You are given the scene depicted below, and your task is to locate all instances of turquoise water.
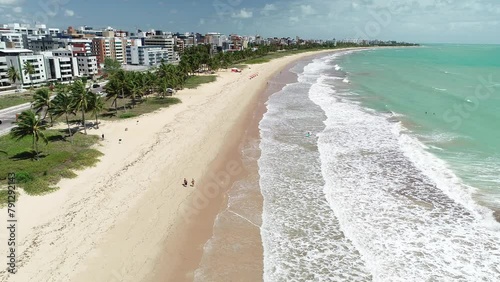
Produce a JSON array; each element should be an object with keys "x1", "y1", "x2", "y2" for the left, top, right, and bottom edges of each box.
[
  {"x1": 258, "y1": 51, "x2": 500, "y2": 280},
  {"x1": 338, "y1": 45, "x2": 500, "y2": 209}
]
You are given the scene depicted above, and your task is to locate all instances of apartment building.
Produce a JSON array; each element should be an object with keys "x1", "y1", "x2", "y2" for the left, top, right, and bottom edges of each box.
[
  {"x1": 126, "y1": 46, "x2": 170, "y2": 66},
  {"x1": 204, "y1": 33, "x2": 224, "y2": 47},
  {"x1": 2, "y1": 23, "x2": 57, "y2": 36},
  {"x1": 40, "y1": 50, "x2": 79, "y2": 83},
  {"x1": 1, "y1": 48, "x2": 47, "y2": 87},
  {"x1": 0, "y1": 32, "x2": 28, "y2": 49},
  {"x1": 76, "y1": 56, "x2": 98, "y2": 77},
  {"x1": 92, "y1": 37, "x2": 112, "y2": 65},
  {"x1": 92, "y1": 37, "x2": 135, "y2": 65},
  {"x1": 143, "y1": 36, "x2": 175, "y2": 61},
  {"x1": 0, "y1": 56, "x2": 8, "y2": 88},
  {"x1": 61, "y1": 39, "x2": 93, "y2": 57},
  {"x1": 29, "y1": 35, "x2": 66, "y2": 52}
]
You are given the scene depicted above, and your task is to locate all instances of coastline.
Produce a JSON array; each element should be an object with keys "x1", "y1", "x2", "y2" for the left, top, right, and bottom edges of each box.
[
  {"x1": 150, "y1": 59, "x2": 304, "y2": 282},
  {"x1": 0, "y1": 49, "x2": 342, "y2": 282}
]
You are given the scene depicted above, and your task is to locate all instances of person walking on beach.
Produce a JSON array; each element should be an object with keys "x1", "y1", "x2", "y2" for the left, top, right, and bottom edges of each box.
[
  {"x1": 183, "y1": 178, "x2": 188, "y2": 187},
  {"x1": 191, "y1": 178, "x2": 195, "y2": 187}
]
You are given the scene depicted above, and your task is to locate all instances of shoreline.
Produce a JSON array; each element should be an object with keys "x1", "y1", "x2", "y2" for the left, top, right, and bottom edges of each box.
[
  {"x1": 0, "y1": 49, "x2": 346, "y2": 282},
  {"x1": 151, "y1": 58, "x2": 305, "y2": 281}
]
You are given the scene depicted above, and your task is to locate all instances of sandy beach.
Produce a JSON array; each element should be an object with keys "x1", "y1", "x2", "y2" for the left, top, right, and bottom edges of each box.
[{"x1": 0, "y1": 49, "x2": 337, "y2": 282}]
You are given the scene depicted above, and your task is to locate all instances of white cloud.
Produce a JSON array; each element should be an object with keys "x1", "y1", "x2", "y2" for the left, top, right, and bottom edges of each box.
[
  {"x1": 12, "y1": 6, "x2": 21, "y2": 13},
  {"x1": 0, "y1": 0, "x2": 22, "y2": 5},
  {"x1": 64, "y1": 9, "x2": 74, "y2": 17},
  {"x1": 300, "y1": 4, "x2": 315, "y2": 15},
  {"x1": 289, "y1": 16, "x2": 299, "y2": 24},
  {"x1": 261, "y1": 4, "x2": 277, "y2": 15},
  {"x1": 232, "y1": 8, "x2": 253, "y2": 19}
]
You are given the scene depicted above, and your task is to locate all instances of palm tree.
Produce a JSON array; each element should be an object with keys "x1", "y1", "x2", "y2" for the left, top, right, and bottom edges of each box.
[
  {"x1": 23, "y1": 61, "x2": 35, "y2": 93},
  {"x1": 7, "y1": 66, "x2": 20, "y2": 89},
  {"x1": 71, "y1": 80, "x2": 90, "y2": 135},
  {"x1": 87, "y1": 92, "x2": 104, "y2": 129},
  {"x1": 10, "y1": 110, "x2": 48, "y2": 160},
  {"x1": 104, "y1": 79, "x2": 121, "y2": 112},
  {"x1": 50, "y1": 91, "x2": 75, "y2": 141},
  {"x1": 32, "y1": 88, "x2": 52, "y2": 124}
]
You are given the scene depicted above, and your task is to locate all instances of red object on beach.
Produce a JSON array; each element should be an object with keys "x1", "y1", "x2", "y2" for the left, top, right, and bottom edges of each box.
[{"x1": 249, "y1": 73, "x2": 259, "y2": 79}]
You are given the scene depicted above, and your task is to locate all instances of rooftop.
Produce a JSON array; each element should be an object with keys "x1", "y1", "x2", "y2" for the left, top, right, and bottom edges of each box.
[{"x1": 0, "y1": 48, "x2": 33, "y2": 54}]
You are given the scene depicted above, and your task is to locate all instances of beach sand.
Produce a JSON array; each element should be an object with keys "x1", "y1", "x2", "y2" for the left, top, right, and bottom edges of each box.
[{"x1": 0, "y1": 49, "x2": 339, "y2": 282}]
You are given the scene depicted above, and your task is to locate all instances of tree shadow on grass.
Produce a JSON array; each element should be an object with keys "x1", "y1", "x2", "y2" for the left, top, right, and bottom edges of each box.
[
  {"x1": 10, "y1": 151, "x2": 47, "y2": 161},
  {"x1": 59, "y1": 126, "x2": 81, "y2": 137},
  {"x1": 101, "y1": 112, "x2": 117, "y2": 118},
  {"x1": 47, "y1": 135, "x2": 65, "y2": 142}
]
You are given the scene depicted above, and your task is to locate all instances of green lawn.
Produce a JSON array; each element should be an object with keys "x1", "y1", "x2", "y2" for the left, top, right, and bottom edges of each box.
[
  {"x1": 0, "y1": 130, "x2": 102, "y2": 206},
  {"x1": 230, "y1": 64, "x2": 248, "y2": 69},
  {"x1": 98, "y1": 96, "x2": 182, "y2": 120},
  {"x1": 0, "y1": 93, "x2": 33, "y2": 110},
  {"x1": 184, "y1": 75, "x2": 217, "y2": 89}
]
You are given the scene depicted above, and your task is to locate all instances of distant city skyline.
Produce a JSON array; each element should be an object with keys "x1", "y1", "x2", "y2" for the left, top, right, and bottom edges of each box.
[{"x1": 0, "y1": 0, "x2": 499, "y2": 44}]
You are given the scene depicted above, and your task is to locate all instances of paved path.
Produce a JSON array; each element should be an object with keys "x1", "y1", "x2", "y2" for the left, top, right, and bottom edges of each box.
[
  {"x1": 0, "y1": 102, "x2": 31, "y2": 136},
  {"x1": 0, "y1": 80, "x2": 109, "y2": 136}
]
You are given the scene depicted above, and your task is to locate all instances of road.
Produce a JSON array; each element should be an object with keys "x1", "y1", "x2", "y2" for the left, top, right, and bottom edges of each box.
[
  {"x1": 0, "y1": 81, "x2": 108, "y2": 136},
  {"x1": 0, "y1": 102, "x2": 31, "y2": 136},
  {"x1": 0, "y1": 89, "x2": 27, "y2": 97}
]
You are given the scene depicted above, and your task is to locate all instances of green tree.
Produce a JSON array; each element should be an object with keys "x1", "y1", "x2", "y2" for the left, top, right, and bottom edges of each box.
[
  {"x1": 104, "y1": 70, "x2": 128, "y2": 112},
  {"x1": 102, "y1": 58, "x2": 122, "y2": 77},
  {"x1": 23, "y1": 61, "x2": 35, "y2": 92},
  {"x1": 32, "y1": 88, "x2": 53, "y2": 124},
  {"x1": 50, "y1": 91, "x2": 75, "y2": 141},
  {"x1": 104, "y1": 79, "x2": 121, "y2": 113},
  {"x1": 10, "y1": 110, "x2": 48, "y2": 160},
  {"x1": 87, "y1": 92, "x2": 104, "y2": 129},
  {"x1": 71, "y1": 80, "x2": 90, "y2": 135},
  {"x1": 127, "y1": 74, "x2": 143, "y2": 108},
  {"x1": 7, "y1": 66, "x2": 20, "y2": 88}
]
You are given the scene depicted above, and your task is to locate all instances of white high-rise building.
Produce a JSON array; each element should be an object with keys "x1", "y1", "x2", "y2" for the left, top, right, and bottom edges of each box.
[
  {"x1": 0, "y1": 32, "x2": 26, "y2": 49},
  {"x1": 40, "y1": 50, "x2": 79, "y2": 83},
  {"x1": 76, "y1": 56, "x2": 98, "y2": 77},
  {"x1": 126, "y1": 46, "x2": 170, "y2": 66},
  {"x1": 0, "y1": 57, "x2": 8, "y2": 88},
  {"x1": 1, "y1": 48, "x2": 47, "y2": 87}
]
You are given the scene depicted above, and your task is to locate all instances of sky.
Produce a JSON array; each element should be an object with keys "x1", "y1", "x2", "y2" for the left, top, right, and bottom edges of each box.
[{"x1": 0, "y1": 0, "x2": 499, "y2": 44}]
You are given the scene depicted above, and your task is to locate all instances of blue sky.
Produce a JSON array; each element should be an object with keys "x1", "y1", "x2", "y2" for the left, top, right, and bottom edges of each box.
[{"x1": 0, "y1": 0, "x2": 499, "y2": 44}]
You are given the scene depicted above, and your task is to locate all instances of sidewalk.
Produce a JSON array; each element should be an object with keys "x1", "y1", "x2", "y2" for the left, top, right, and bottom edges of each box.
[{"x1": 0, "y1": 89, "x2": 27, "y2": 97}]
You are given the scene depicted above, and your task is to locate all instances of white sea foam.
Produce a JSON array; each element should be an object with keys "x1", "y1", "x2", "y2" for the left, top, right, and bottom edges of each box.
[
  {"x1": 306, "y1": 58, "x2": 500, "y2": 281},
  {"x1": 433, "y1": 87, "x2": 447, "y2": 91},
  {"x1": 260, "y1": 53, "x2": 500, "y2": 282},
  {"x1": 259, "y1": 56, "x2": 372, "y2": 281}
]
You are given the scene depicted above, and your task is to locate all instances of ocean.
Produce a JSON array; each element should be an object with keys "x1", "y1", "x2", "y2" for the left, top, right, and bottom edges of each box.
[{"x1": 258, "y1": 46, "x2": 500, "y2": 281}]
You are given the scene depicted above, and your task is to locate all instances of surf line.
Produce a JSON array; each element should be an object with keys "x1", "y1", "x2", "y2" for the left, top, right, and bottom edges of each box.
[{"x1": 228, "y1": 210, "x2": 283, "y2": 237}]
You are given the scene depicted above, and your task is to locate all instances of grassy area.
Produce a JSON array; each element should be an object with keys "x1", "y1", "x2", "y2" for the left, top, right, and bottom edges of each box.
[
  {"x1": 0, "y1": 93, "x2": 33, "y2": 110},
  {"x1": 230, "y1": 64, "x2": 248, "y2": 70},
  {"x1": 184, "y1": 75, "x2": 217, "y2": 89},
  {"x1": 0, "y1": 130, "x2": 102, "y2": 206},
  {"x1": 99, "y1": 96, "x2": 182, "y2": 120}
]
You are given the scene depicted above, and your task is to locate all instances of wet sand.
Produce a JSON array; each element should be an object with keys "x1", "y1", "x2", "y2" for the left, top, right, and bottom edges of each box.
[{"x1": 150, "y1": 57, "x2": 318, "y2": 281}]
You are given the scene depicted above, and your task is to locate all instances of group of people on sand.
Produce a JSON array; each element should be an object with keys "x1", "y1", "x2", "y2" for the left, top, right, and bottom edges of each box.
[{"x1": 183, "y1": 178, "x2": 195, "y2": 187}]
